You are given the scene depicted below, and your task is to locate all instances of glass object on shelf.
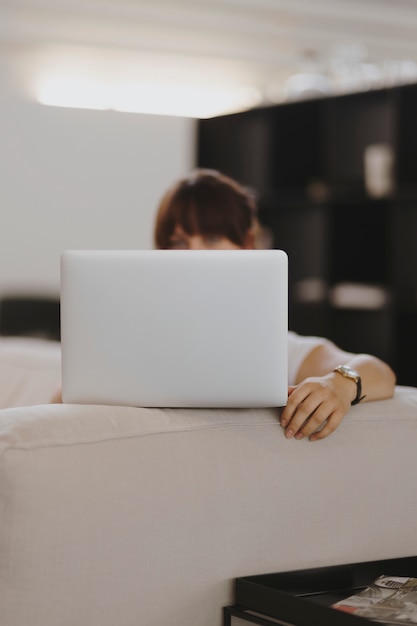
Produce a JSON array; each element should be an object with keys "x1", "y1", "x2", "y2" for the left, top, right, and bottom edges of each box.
[
  {"x1": 293, "y1": 278, "x2": 327, "y2": 304},
  {"x1": 328, "y1": 282, "x2": 389, "y2": 310},
  {"x1": 364, "y1": 143, "x2": 395, "y2": 198}
]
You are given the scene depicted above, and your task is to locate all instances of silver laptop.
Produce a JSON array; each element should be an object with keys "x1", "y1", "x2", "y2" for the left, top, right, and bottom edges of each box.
[{"x1": 60, "y1": 249, "x2": 288, "y2": 408}]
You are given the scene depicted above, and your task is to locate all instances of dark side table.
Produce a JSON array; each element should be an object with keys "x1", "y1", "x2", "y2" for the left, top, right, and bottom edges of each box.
[{"x1": 224, "y1": 555, "x2": 417, "y2": 626}]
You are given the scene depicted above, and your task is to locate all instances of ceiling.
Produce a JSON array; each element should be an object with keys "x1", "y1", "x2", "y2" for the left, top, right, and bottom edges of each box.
[{"x1": 2, "y1": 0, "x2": 417, "y2": 115}]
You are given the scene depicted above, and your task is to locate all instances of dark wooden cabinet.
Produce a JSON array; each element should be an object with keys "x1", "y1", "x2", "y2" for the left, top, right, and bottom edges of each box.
[{"x1": 197, "y1": 84, "x2": 417, "y2": 386}]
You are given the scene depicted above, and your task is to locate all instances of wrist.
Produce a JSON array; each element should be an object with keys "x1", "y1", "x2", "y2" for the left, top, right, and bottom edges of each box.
[
  {"x1": 333, "y1": 364, "x2": 366, "y2": 405},
  {"x1": 329, "y1": 371, "x2": 357, "y2": 405}
]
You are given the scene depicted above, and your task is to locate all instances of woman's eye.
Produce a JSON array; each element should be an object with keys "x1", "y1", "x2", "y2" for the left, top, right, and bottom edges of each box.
[
  {"x1": 168, "y1": 238, "x2": 187, "y2": 249},
  {"x1": 203, "y1": 235, "x2": 222, "y2": 246}
]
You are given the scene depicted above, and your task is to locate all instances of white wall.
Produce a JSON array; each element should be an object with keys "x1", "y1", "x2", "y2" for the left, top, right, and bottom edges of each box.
[{"x1": 0, "y1": 66, "x2": 195, "y2": 297}]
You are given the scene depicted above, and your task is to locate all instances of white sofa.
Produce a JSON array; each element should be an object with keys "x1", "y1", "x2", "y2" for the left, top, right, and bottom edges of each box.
[{"x1": 1, "y1": 336, "x2": 417, "y2": 626}]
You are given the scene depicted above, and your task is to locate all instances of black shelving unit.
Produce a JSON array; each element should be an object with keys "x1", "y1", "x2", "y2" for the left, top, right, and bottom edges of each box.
[{"x1": 197, "y1": 83, "x2": 417, "y2": 386}]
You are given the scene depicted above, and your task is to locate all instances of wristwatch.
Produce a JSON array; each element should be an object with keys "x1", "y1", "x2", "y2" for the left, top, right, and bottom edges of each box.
[{"x1": 333, "y1": 364, "x2": 366, "y2": 405}]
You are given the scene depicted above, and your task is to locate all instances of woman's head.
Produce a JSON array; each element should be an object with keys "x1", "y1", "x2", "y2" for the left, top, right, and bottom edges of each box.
[{"x1": 154, "y1": 169, "x2": 258, "y2": 250}]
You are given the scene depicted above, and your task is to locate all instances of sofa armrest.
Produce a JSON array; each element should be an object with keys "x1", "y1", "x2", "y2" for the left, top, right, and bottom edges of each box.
[
  {"x1": 1, "y1": 387, "x2": 417, "y2": 626},
  {"x1": 348, "y1": 384, "x2": 417, "y2": 419}
]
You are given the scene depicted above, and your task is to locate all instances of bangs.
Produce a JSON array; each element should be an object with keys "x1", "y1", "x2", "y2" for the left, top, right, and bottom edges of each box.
[
  {"x1": 154, "y1": 170, "x2": 256, "y2": 249},
  {"x1": 176, "y1": 198, "x2": 235, "y2": 239}
]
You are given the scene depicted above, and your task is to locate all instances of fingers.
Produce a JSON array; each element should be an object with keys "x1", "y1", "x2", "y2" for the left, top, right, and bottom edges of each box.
[
  {"x1": 280, "y1": 381, "x2": 347, "y2": 442},
  {"x1": 309, "y1": 413, "x2": 343, "y2": 441}
]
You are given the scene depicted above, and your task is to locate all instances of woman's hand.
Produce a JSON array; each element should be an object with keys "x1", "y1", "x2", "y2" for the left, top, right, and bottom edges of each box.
[
  {"x1": 280, "y1": 373, "x2": 356, "y2": 441},
  {"x1": 281, "y1": 340, "x2": 396, "y2": 441}
]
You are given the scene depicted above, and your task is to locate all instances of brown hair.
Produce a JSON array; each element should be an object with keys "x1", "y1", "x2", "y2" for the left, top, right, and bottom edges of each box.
[{"x1": 154, "y1": 169, "x2": 258, "y2": 249}]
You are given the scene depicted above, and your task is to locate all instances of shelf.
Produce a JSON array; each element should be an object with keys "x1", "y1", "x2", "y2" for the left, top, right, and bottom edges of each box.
[{"x1": 197, "y1": 81, "x2": 417, "y2": 385}]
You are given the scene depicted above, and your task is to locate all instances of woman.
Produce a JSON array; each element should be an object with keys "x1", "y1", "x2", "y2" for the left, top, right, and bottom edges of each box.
[{"x1": 154, "y1": 168, "x2": 396, "y2": 441}]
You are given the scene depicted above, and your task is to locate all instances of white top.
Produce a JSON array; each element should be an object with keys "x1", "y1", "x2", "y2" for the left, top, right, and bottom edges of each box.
[{"x1": 288, "y1": 331, "x2": 332, "y2": 386}]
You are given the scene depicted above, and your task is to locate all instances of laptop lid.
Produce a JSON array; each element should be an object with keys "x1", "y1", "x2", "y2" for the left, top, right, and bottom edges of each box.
[{"x1": 60, "y1": 249, "x2": 288, "y2": 408}]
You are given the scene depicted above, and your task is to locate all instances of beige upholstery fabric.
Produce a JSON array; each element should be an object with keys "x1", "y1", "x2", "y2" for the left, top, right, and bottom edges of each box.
[{"x1": 1, "y1": 338, "x2": 417, "y2": 626}]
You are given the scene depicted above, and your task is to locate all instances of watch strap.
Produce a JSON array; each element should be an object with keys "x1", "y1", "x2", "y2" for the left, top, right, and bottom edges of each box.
[{"x1": 351, "y1": 377, "x2": 366, "y2": 405}]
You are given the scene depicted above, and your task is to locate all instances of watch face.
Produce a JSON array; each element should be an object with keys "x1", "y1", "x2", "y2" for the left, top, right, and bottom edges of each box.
[
  {"x1": 336, "y1": 365, "x2": 360, "y2": 381},
  {"x1": 335, "y1": 364, "x2": 363, "y2": 405}
]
